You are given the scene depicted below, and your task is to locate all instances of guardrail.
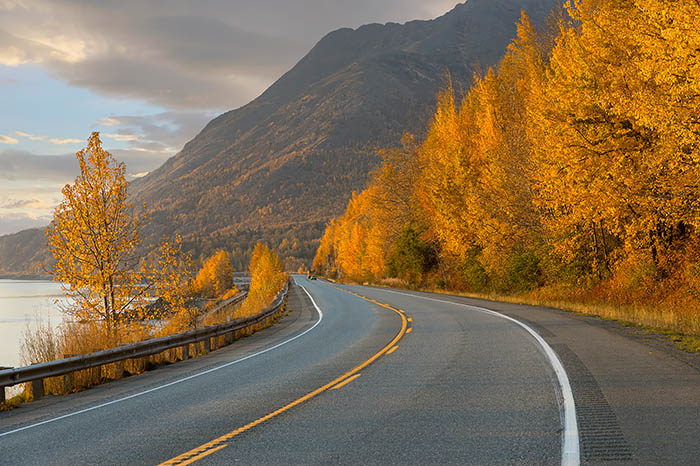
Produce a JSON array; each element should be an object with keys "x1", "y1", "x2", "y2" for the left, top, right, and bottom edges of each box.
[
  {"x1": 0, "y1": 281, "x2": 289, "y2": 405},
  {"x1": 196, "y1": 291, "x2": 248, "y2": 326}
]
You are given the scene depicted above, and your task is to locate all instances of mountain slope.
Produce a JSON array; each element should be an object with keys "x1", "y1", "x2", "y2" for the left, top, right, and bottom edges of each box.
[
  {"x1": 0, "y1": 0, "x2": 559, "y2": 274},
  {"x1": 130, "y1": 0, "x2": 558, "y2": 268}
]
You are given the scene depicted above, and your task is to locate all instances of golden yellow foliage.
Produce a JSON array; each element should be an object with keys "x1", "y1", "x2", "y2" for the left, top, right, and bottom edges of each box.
[
  {"x1": 193, "y1": 249, "x2": 234, "y2": 298},
  {"x1": 531, "y1": 0, "x2": 700, "y2": 280},
  {"x1": 314, "y1": 134, "x2": 424, "y2": 282},
  {"x1": 47, "y1": 133, "x2": 195, "y2": 343},
  {"x1": 238, "y1": 242, "x2": 287, "y2": 317},
  {"x1": 317, "y1": 1, "x2": 700, "y2": 321}
]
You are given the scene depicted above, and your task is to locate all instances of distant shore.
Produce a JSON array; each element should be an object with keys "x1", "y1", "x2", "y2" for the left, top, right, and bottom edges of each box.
[{"x1": 0, "y1": 274, "x2": 51, "y2": 280}]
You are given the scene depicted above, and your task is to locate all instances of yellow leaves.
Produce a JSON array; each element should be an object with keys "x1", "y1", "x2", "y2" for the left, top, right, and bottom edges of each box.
[
  {"x1": 47, "y1": 133, "x2": 196, "y2": 341},
  {"x1": 238, "y1": 242, "x2": 287, "y2": 318},
  {"x1": 530, "y1": 0, "x2": 700, "y2": 272},
  {"x1": 193, "y1": 250, "x2": 234, "y2": 298}
]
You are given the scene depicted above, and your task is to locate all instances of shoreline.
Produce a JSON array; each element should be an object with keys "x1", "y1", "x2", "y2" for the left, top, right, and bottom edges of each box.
[{"x1": 0, "y1": 274, "x2": 51, "y2": 281}]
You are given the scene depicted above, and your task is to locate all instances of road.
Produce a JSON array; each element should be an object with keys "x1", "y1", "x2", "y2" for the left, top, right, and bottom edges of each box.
[{"x1": 1, "y1": 276, "x2": 699, "y2": 465}]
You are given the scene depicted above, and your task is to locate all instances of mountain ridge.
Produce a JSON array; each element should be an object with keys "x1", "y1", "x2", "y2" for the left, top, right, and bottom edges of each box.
[{"x1": 0, "y1": 0, "x2": 559, "y2": 273}]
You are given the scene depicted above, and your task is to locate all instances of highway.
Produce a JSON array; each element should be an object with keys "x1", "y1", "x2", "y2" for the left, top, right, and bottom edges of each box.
[{"x1": 1, "y1": 276, "x2": 700, "y2": 465}]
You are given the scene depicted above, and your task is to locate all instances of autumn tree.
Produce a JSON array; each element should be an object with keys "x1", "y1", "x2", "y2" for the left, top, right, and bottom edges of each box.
[
  {"x1": 530, "y1": 0, "x2": 700, "y2": 285},
  {"x1": 47, "y1": 132, "x2": 193, "y2": 341},
  {"x1": 193, "y1": 249, "x2": 235, "y2": 298},
  {"x1": 239, "y1": 243, "x2": 287, "y2": 317}
]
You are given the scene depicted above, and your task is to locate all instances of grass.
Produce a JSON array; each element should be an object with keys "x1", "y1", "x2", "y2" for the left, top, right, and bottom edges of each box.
[{"x1": 336, "y1": 277, "x2": 700, "y2": 355}]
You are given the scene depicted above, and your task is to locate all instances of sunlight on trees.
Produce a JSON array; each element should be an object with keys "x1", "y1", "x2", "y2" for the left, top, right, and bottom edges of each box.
[
  {"x1": 316, "y1": 3, "x2": 700, "y2": 333},
  {"x1": 238, "y1": 242, "x2": 287, "y2": 317},
  {"x1": 46, "y1": 132, "x2": 195, "y2": 344},
  {"x1": 192, "y1": 249, "x2": 235, "y2": 299}
]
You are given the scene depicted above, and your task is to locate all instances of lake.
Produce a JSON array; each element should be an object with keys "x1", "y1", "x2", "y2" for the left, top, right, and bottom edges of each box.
[{"x1": 0, "y1": 280, "x2": 66, "y2": 368}]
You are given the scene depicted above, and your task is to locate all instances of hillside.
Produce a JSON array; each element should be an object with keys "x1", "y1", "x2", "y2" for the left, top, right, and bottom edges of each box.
[
  {"x1": 0, "y1": 0, "x2": 558, "y2": 273},
  {"x1": 0, "y1": 228, "x2": 50, "y2": 278},
  {"x1": 130, "y1": 0, "x2": 558, "y2": 268}
]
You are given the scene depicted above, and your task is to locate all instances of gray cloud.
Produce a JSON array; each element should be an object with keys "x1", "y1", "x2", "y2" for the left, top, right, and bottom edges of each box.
[
  {"x1": 0, "y1": 150, "x2": 78, "y2": 181},
  {"x1": 1, "y1": 0, "x2": 460, "y2": 110},
  {"x1": 0, "y1": 145, "x2": 174, "y2": 182},
  {"x1": 96, "y1": 111, "x2": 214, "y2": 149}
]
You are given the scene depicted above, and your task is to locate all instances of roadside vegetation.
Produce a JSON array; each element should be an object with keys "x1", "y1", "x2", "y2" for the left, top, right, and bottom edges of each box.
[
  {"x1": 238, "y1": 243, "x2": 288, "y2": 318},
  {"x1": 5, "y1": 134, "x2": 286, "y2": 406},
  {"x1": 314, "y1": 1, "x2": 700, "y2": 342}
]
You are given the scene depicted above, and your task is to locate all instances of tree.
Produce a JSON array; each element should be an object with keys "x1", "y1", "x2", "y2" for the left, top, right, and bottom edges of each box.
[
  {"x1": 387, "y1": 225, "x2": 437, "y2": 284},
  {"x1": 47, "y1": 132, "x2": 193, "y2": 341},
  {"x1": 239, "y1": 242, "x2": 287, "y2": 317},
  {"x1": 193, "y1": 249, "x2": 234, "y2": 298}
]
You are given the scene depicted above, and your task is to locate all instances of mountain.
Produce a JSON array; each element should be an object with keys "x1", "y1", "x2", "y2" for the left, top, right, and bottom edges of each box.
[
  {"x1": 0, "y1": 228, "x2": 50, "y2": 278},
  {"x1": 0, "y1": 0, "x2": 559, "y2": 274}
]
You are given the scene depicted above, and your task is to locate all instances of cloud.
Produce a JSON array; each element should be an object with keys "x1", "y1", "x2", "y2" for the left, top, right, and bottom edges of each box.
[
  {"x1": 96, "y1": 110, "x2": 213, "y2": 153},
  {"x1": 0, "y1": 149, "x2": 77, "y2": 181},
  {"x1": 48, "y1": 137, "x2": 82, "y2": 144},
  {"x1": 15, "y1": 131, "x2": 45, "y2": 141},
  {"x1": 96, "y1": 117, "x2": 120, "y2": 126},
  {"x1": 0, "y1": 0, "x2": 462, "y2": 110},
  {"x1": 0, "y1": 146, "x2": 177, "y2": 183},
  {"x1": 0, "y1": 197, "x2": 47, "y2": 209},
  {"x1": 104, "y1": 133, "x2": 140, "y2": 142},
  {"x1": 0, "y1": 134, "x2": 18, "y2": 144},
  {"x1": 16, "y1": 131, "x2": 81, "y2": 145}
]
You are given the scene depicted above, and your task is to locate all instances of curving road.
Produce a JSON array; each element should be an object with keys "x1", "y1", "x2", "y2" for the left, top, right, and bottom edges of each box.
[{"x1": 1, "y1": 276, "x2": 700, "y2": 465}]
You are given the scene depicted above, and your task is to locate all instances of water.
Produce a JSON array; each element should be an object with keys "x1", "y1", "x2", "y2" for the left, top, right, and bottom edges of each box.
[{"x1": 0, "y1": 280, "x2": 66, "y2": 368}]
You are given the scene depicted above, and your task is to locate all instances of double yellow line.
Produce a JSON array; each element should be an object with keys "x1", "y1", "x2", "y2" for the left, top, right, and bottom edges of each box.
[{"x1": 158, "y1": 285, "x2": 410, "y2": 466}]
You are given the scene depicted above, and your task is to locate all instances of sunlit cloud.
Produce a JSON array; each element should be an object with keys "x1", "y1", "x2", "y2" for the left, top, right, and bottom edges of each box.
[
  {"x1": 131, "y1": 146, "x2": 173, "y2": 154},
  {"x1": 15, "y1": 131, "x2": 45, "y2": 141},
  {"x1": 49, "y1": 137, "x2": 82, "y2": 145},
  {"x1": 0, "y1": 198, "x2": 47, "y2": 209},
  {"x1": 97, "y1": 117, "x2": 121, "y2": 126},
  {"x1": 104, "y1": 133, "x2": 140, "y2": 142},
  {"x1": 0, "y1": 134, "x2": 18, "y2": 144}
]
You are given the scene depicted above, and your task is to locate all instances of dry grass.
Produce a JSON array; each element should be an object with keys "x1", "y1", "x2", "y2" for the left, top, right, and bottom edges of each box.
[
  {"x1": 353, "y1": 275, "x2": 700, "y2": 354},
  {"x1": 411, "y1": 283, "x2": 700, "y2": 353}
]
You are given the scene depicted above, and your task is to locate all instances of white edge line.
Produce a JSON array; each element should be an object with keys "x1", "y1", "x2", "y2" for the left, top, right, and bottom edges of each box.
[
  {"x1": 0, "y1": 280, "x2": 323, "y2": 438},
  {"x1": 369, "y1": 287, "x2": 580, "y2": 466}
]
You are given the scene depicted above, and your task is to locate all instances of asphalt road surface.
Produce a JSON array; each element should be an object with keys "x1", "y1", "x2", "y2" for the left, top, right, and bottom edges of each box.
[{"x1": 2, "y1": 276, "x2": 699, "y2": 465}]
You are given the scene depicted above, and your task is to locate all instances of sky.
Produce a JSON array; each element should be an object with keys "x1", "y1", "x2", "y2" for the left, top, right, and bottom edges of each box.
[{"x1": 0, "y1": 0, "x2": 460, "y2": 236}]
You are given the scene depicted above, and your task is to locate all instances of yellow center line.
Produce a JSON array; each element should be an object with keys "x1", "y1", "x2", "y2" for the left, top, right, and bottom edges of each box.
[
  {"x1": 330, "y1": 373, "x2": 362, "y2": 390},
  {"x1": 171, "y1": 444, "x2": 228, "y2": 466},
  {"x1": 157, "y1": 284, "x2": 407, "y2": 466},
  {"x1": 386, "y1": 345, "x2": 399, "y2": 355},
  {"x1": 407, "y1": 318, "x2": 413, "y2": 322},
  {"x1": 406, "y1": 327, "x2": 413, "y2": 334}
]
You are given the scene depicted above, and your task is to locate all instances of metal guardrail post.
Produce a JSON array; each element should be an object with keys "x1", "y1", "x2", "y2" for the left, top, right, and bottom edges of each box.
[
  {"x1": 63, "y1": 372, "x2": 74, "y2": 393},
  {"x1": 182, "y1": 344, "x2": 189, "y2": 360},
  {"x1": 0, "y1": 366, "x2": 10, "y2": 404},
  {"x1": 32, "y1": 379, "x2": 44, "y2": 400}
]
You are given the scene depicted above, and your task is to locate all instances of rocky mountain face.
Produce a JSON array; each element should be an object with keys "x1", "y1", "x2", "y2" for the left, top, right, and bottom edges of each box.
[{"x1": 0, "y1": 0, "x2": 558, "y2": 273}]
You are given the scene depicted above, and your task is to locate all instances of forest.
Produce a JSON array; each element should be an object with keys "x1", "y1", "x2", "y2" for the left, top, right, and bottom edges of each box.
[{"x1": 313, "y1": 0, "x2": 700, "y2": 336}]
